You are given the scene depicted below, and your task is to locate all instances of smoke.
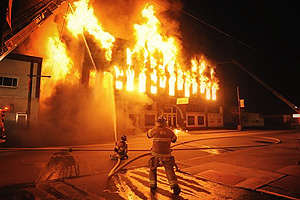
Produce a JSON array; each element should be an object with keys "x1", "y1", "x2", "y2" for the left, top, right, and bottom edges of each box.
[
  {"x1": 9, "y1": 0, "x2": 188, "y2": 146},
  {"x1": 37, "y1": 81, "x2": 115, "y2": 145},
  {"x1": 91, "y1": 0, "x2": 183, "y2": 43},
  {"x1": 115, "y1": 91, "x2": 153, "y2": 135}
]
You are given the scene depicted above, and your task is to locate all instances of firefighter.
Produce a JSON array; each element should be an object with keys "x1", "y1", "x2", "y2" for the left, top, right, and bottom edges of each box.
[
  {"x1": 147, "y1": 115, "x2": 181, "y2": 195},
  {"x1": 111, "y1": 134, "x2": 128, "y2": 160}
]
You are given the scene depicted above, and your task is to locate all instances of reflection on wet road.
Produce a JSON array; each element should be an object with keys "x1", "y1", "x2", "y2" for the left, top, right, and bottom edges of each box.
[
  {"x1": 35, "y1": 152, "x2": 80, "y2": 183},
  {"x1": 106, "y1": 167, "x2": 211, "y2": 200}
]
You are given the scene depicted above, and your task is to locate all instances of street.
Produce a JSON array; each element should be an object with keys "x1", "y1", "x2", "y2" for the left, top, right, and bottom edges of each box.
[{"x1": 1, "y1": 129, "x2": 300, "y2": 200}]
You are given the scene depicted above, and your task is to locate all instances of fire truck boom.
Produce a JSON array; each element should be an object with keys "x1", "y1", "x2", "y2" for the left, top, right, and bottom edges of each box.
[
  {"x1": 231, "y1": 60, "x2": 300, "y2": 114},
  {"x1": 0, "y1": 0, "x2": 66, "y2": 61}
]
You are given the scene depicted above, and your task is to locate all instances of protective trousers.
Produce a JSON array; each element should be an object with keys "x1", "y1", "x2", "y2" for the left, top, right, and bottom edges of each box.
[{"x1": 148, "y1": 156, "x2": 178, "y2": 189}]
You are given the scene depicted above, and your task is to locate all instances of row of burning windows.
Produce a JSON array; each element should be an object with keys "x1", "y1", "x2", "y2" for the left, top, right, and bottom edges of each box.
[{"x1": 114, "y1": 70, "x2": 218, "y2": 100}]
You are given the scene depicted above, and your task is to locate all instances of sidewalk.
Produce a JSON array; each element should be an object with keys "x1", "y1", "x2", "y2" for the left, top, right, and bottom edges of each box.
[
  {"x1": 180, "y1": 162, "x2": 300, "y2": 200},
  {"x1": 174, "y1": 130, "x2": 300, "y2": 200}
]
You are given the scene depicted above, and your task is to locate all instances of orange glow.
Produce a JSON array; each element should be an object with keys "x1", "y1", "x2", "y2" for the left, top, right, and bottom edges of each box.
[
  {"x1": 139, "y1": 71, "x2": 146, "y2": 93},
  {"x1": 169, "y1": 75, "x2": 176, "y2": 96},
  {"x1": 206, "y1": 82, "x2": 211, "y2": 100},
  {"x1": 212, "y1": 83, "x2": 218, "y2": 100},
  {"x1": 58, "y1": 1, "x2": 219, "y2": 100},
  {"x1": 66, "y1": 0, "x2": 115, "y2": 61},
  {"x1": 126, "y1": 67, "x2": 134, "y2": 91},
  {"x1": 126, "y1": 48, "x2": 132, "y2": 66},
  {"x1": 46, "y1": 36, "x2": 74, "y2": 81},
  {"x1": 159, "y1": 75, "x2": 166, "y2": 88},
  {"x1": 114, "y1": 66, "x2": 124, "y2": 90},
  {"x1": 89, "y1": 70, "x2": 97, "y2": 87},
  {"x1": 177, "y1": 69, "x2": 184, "y2": 91},
  {"x1": 41, "y1": 32, "x2": 80, "y2": 99},
  {"x1": 184, "y1": 72, "x2": 191, "y2": 97},
  {"x1": 150, "y1": 69, "x2": 158, "y2": 94}
]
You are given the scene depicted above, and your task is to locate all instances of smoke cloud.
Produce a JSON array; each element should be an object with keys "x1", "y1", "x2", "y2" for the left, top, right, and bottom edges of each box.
[{"x1": 10, "y1": 0, "x2": 185, "y2": 146}]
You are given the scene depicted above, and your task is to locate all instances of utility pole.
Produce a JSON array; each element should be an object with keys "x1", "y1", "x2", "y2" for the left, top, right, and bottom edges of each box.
[
  {"x1": 237, "y1": 86, "x2": 242, "y2": 131},
  {"x1": 27, "y1": 70, "x2": 51, "y2": 128},
  {"x1": 26, "y1": 61, "x2": 34, "y2": 128}
]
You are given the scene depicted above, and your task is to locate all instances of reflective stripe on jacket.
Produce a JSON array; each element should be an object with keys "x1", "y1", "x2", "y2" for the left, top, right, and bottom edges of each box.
[{"x1": 147, "y1": 125, "x2": 177, "y2": 157}]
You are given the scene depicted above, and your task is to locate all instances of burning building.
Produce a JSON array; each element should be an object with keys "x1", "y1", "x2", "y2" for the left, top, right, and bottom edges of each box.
[
  {"x1": 67, "y1": 1, "x2": 223, "y2": 133},
  {"x1": 0, "y1": 0, "x2": 224, "y2": 143}
]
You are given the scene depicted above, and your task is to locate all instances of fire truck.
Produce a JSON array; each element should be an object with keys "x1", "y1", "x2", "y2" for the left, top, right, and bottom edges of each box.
[{"x1": 0, "y1": 107, "x2": 8, "y2": 142}]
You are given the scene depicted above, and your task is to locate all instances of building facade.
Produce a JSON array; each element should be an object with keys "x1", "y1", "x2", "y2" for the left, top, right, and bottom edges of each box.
[{"x1": 0, "y1": 53, "x2": 42, "y2": 126}]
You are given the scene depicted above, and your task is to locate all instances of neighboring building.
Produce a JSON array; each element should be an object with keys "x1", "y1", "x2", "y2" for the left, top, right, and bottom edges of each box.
[
  {"x1": 263, "y1": 114, "x2": 298, "y2": 129},
  {"x1": 241, "y1": 112, "x2": 264, "y2": 128},
  {"x1": 0, "y1": 53, "x2": 42, "y2": 126}
]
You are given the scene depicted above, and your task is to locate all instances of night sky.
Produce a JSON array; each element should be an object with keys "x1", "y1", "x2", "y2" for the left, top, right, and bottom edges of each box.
[
  {"x1": 179, "y1": 1, "x2": 300, "y2": 114},
  {"x1": 3, "y1": 0, "x2": 300, "y2": 115}
]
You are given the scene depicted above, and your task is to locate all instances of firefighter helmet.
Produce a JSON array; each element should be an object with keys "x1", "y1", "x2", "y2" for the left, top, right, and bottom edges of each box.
[
  {"x1": 121, "y1": 134, "x2": 127, "y2": 141},
  {"x1": 156, "y1": 115, "x2": 167, "y2": 124}
]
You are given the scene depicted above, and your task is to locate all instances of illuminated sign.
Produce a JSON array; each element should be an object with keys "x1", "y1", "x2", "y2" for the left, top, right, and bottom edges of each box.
[
  {"x1": 293, "y1": 114, "x2": 300, "y2": 118},
  {"x1": 176, "y1": 97, "x2": 189, "y2": 105}
]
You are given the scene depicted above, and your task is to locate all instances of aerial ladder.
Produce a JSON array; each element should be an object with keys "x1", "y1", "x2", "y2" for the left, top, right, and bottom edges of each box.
[{"x1": 0, "y1": 0, "x2": 66, "y2": 61}]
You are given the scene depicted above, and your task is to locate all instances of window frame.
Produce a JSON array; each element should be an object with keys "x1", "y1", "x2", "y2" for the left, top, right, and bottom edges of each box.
[{"x1": 0, "y1": 76, "x2": 19, "y2": 88}]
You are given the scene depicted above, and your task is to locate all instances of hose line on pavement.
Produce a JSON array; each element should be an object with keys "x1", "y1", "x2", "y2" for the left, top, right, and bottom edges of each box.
[
  {"x1": 107, "y1": 135, "x2": 281, "y2": 178},
  {"x1": 108, "y1": 152, "x2": 151, "y2": 178},
  {"x1": 108, "y1": 157, "x2": 121, "y2": 178}
]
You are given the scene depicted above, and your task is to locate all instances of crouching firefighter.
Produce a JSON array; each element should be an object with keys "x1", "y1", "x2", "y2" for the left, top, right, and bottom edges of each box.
[
  {"x1": 147, "y1": 115, "x2": 181, "y2": 195},
  {"x1": 110, "y1": 134, "x2": 128, "y2": 160}
]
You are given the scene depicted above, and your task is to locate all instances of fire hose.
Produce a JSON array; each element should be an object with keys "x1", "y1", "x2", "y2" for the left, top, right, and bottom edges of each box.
[
  {"x1": 108, "y1": 152, "x2": 151, "y2": 178},
  {"x1": 107, "y1": 135, "x2": 281, "y2": 178}
]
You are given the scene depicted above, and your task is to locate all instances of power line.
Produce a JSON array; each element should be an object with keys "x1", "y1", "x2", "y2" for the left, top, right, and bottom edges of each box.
[{"x1": 151, "y1": 0, "x2": 274, "y2": 61}]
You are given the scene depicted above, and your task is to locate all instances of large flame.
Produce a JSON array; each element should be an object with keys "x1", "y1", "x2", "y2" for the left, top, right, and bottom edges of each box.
[
  {"x1": 113, "y1": 4, "x2": 219, "y2": 100},
  {"x1": 66, "y1": 0, "x2": 115, "y2": 61},
  {"x1": 41, "y1": 1, "x2": 219, "y2": 101},
  {"x1": 41, "y1": 32, "x2": 80, "y2": 99}
]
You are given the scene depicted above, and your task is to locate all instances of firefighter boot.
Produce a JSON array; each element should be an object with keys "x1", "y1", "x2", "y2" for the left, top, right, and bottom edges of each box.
[
  {"x1": 150, "y1": 185, "x2": 157, "y2": 193},
  {"x1": 172, "y1": 185, "x2": 181, "y2": 195}
]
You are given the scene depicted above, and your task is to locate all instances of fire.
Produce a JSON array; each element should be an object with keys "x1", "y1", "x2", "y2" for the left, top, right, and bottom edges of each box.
[
  {"x1": 114, "y1": 65, "x2": 124, "y2": 90},
  {"x1": 42, "y1": 1, "x2": 219, "y2": 101},
  {"x1": 107, "y1": 4, "x2": 219, "y2": 100},
  {"x1": 45, "y1": 36, "x2": 74, "y2": 82},
  {"x1": 139, "y1": 70, "x2": 147, "y2": 93},
  {"x1": 150, "y1": 69, "x2": 158, "y2": 94},
  {"x1": 66, "y1": 0, "x2": 115, "y2": 61},
  {"x1": 126, "y1": 67, "x2": 135, "y2": 91},
  {"x1": 41, "y1": 32, "x2": 80, "y2": 99}
]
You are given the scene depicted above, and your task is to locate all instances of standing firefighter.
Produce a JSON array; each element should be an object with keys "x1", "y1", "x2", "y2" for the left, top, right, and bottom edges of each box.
[{"x1": 147, "y1": 115, "x2": 181, "y2": 195}]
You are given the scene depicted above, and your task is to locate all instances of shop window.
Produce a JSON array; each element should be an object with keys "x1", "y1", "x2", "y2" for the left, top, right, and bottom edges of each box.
[
  {"x1": 172, "y1": 106, "x2": 177, "y2": 113},
  {"x1": 173, "y1": 116, "x2": 177, "y2": 126},
  {"x1": 188, "y1": 116, "x2": 195, "y2": 125},
  {"x1": 198, "y1": 116, "x2": 205, "y2": 125}
]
